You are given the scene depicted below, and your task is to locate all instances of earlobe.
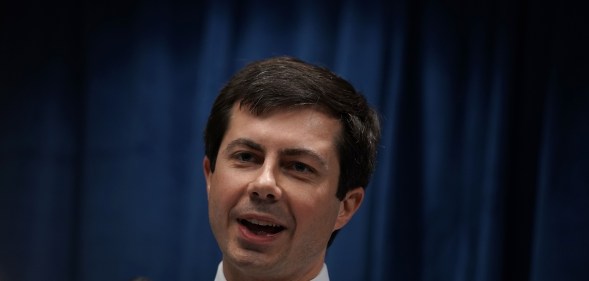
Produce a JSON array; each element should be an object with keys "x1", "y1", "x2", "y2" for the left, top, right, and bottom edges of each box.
[{"x1": 334, "y1": 187, "x2": 364, "y2": 230}]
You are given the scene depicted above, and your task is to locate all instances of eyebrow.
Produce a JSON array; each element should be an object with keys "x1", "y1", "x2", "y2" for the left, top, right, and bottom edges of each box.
[
  {"x1": 281, "y1": 148, "x2": 328, "y2": 169},
  {"x1": 224, "y1": 138, "x2": 329, "y2": 169},
  {"x1": 225, "y1": 138, "x2": 265, "y2": 153}
]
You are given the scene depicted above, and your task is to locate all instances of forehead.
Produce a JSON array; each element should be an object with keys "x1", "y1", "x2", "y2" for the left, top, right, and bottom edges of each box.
[{"x1": 222, "y1": 103, "x2": 342, "y2": 155}]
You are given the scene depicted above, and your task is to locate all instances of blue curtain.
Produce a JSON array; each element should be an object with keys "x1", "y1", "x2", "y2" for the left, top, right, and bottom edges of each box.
[{"x1": 1, "y1": 0, "x2": 587, "y2": 280}]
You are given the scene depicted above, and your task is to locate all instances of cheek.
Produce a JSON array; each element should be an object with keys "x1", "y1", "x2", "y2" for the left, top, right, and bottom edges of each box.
[
  {"x1": 208, "y1": 173, "x2": 238, "y2": 211},
  {"x1": 208, "y1": 175, "x2": 242, "y2": 237},
  {"x1": 291, "y1": 191, "x2": 341, "y2": 229},
  {"x1": 209, "y1": 166, "x2": 252, "y2": 200}
]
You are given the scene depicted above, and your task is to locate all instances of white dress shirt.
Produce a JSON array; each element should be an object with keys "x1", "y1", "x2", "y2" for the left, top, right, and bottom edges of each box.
[{"x1": 214, "y1": 261, "x2": 330, "y2": 281}]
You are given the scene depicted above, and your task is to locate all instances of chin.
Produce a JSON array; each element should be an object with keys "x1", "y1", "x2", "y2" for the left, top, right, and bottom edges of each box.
[{"x1": 226, "y1": 247, "x2": 283, "y2": 273}]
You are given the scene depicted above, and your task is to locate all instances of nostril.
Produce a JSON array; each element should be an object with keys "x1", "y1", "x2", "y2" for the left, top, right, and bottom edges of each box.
[{"x1": 250, "y1": 190, "x2": 277, "y2": 201}]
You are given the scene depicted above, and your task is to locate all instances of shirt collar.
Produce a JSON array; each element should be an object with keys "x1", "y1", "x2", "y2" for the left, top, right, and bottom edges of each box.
[{"x1": 214, "y1": 261, "x2": 330, "y2": 281}]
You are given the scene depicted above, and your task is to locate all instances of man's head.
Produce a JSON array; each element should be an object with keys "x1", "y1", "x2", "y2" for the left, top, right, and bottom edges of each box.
[
  {"x1": 205, "y1": 56, "x2": 380, "y2": 200},
  {"x1": 203, "y1": 56, "x2": 380, "y2": 280}
]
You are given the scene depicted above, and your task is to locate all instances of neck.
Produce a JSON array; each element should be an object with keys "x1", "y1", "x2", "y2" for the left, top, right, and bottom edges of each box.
[{"x1": 222, "y1": 259, "x2": 325, "y2": 281}]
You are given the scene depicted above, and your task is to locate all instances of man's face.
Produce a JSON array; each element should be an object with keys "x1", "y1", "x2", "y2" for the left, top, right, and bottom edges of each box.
[{"x1": 204, "y1": 104, "x2": 363, "y2": 281}]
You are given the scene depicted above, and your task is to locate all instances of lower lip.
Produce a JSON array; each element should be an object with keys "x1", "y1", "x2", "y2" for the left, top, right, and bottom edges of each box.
[{"x1": 238, "y1": 223, "x2": 283, "y2": 244}]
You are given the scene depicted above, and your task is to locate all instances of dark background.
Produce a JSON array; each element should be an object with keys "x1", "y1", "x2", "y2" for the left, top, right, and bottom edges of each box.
[{"x1": 1, "y1": 0, "x2": 588, "y2": 280}]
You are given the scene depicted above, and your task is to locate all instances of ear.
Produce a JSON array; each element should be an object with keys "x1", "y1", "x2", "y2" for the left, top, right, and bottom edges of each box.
[
  {"x1": 203, "y1": 156, "x2": 212, "y2": 196},
  {"x1": 333, "y1": 187, "x2": 365, "y2": 231}
]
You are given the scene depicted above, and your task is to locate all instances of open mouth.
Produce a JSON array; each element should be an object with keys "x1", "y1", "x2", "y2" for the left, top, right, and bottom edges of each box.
[{"x1": 238, "y1": 218, "x2": 285, "y2": 236}]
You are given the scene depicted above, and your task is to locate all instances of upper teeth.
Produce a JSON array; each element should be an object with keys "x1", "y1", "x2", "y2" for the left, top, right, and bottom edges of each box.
[{"x1": 247, "y1": 218, "x2": 281, "y2": 228}]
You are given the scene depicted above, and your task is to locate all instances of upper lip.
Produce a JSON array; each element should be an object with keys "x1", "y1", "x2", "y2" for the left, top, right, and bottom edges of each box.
[{"x1": 237, "y1": 213, "x2": 287, "y2": 229}]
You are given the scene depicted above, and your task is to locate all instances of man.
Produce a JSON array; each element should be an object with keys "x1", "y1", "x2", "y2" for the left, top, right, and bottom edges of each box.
[{"x1": 203, "y1": 56, "x2": 380, "y2": 281}]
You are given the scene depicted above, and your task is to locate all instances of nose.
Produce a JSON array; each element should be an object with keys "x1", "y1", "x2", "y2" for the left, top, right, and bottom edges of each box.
[{"x1": 248, "y1": 163, "x2": 282, "y2": 202}]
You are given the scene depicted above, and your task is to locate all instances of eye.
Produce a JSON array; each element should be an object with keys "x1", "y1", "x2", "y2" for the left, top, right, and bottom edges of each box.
[
  {"x1": 234, "y1": 152, "x2": 256, "y2": 163},
  {"x1": 289, "y1": 162, "x2": 314, "y2": 174}
]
